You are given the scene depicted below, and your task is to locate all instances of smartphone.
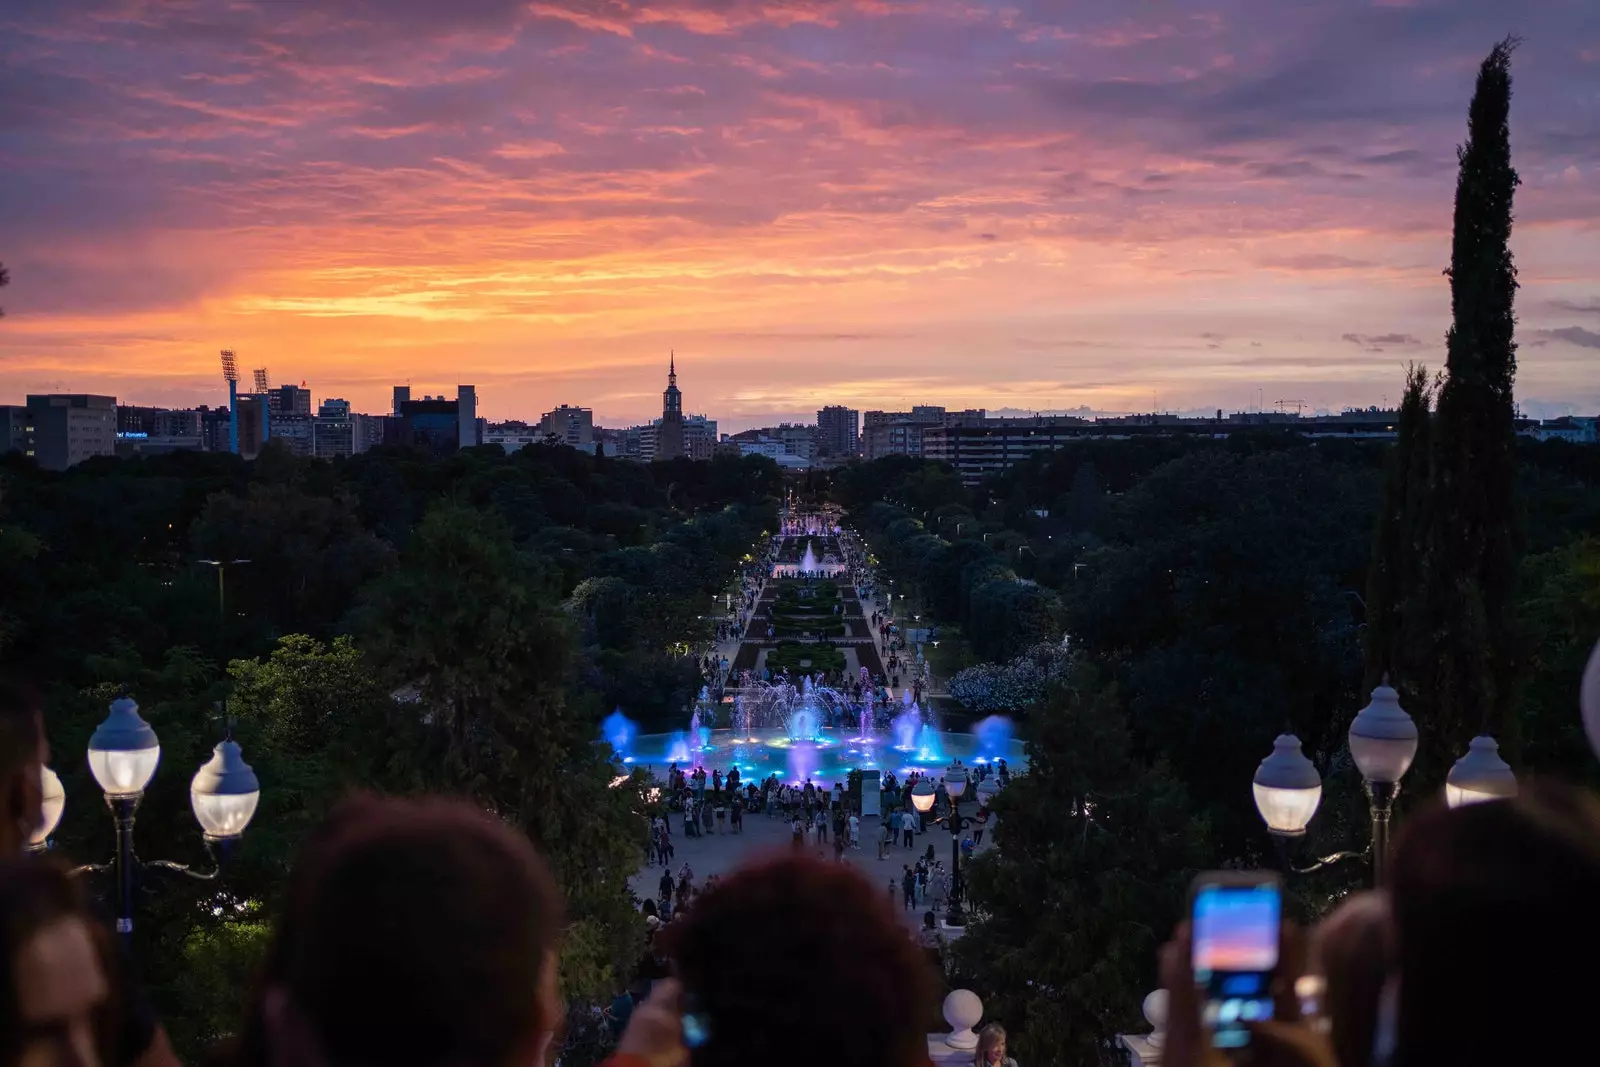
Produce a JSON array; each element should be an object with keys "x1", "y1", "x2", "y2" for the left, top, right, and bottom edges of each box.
[{"x1": 1190, "y1": 871, "x2": 1282, "y2": 1051}]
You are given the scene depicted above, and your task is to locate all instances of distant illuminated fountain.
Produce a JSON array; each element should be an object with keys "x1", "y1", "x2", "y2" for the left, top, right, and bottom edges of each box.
[
  {"x1": 600, "y1": 709, "x2": 638, "y2": 762},
  {"x1": 800, "y1": 541, "x2": 819, "y2": 574},
  {"x1": 787, "y1": 706, "x2": 820, "y2": 742},
  {"x1": 972, "y1": 715, "x2": 1016, "y2": 763}
]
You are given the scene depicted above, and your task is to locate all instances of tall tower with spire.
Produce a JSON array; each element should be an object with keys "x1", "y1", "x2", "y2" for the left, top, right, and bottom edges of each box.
[{"x1": 655, "y1": 350, "x2": 686, "y2": 461}]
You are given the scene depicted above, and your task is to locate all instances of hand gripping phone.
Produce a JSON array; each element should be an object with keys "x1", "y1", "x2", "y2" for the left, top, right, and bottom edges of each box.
[{"x1": 1190, "y1": 871, "x2": 1282, "y2": 1051}]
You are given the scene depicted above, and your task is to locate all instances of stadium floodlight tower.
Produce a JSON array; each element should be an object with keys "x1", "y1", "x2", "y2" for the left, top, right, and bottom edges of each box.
[{"x1": 220, "y1": 350, "x2": 240, "y2": 454}]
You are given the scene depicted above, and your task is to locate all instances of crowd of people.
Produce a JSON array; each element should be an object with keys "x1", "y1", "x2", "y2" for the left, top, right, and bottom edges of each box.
[{"x1": 10, "y1": 660, "x2": 1600, "y2": 1067}]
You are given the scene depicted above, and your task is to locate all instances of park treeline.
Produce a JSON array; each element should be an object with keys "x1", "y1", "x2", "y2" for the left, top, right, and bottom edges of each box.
[
  {"x1": 0, "y1": 441, "x2": 782, "y2": 1057},
  {"x1": 836, "y1": 433, "x2": 1599, "y2": 1063}
]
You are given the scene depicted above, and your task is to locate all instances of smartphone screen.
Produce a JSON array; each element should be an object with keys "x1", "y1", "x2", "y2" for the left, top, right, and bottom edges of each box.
[{"x1": 1192, "y1": 881, "x2": 1281, "y2": 1049}]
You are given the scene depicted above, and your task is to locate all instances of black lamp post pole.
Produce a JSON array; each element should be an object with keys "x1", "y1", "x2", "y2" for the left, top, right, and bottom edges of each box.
[{"x1": 109, "y1": 796, "x2": 140, "y2": 943}]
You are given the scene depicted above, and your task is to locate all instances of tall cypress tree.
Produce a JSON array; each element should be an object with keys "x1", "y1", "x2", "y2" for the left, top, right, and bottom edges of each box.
[{"x1": 1412, "y1": 38, "x2": 1524, "y2": 783}]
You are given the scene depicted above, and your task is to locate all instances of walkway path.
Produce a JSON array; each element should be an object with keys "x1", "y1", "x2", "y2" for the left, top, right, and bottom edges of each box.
[{"x1": 632, "y1": 797, "x2": 991, "y2": 931}]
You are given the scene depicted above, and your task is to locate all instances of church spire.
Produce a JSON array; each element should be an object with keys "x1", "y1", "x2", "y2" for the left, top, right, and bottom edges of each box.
[{"x1": 669, "y1": 350, "x2": 676, "y2": 385}]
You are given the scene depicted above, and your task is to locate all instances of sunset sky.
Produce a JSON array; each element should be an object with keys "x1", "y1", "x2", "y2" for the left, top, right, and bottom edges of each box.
[{"x1": 2, "y1": 0, "x2": 1597, "y2": 430}]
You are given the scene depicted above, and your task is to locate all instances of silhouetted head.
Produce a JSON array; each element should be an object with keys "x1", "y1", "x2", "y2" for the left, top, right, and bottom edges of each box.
[
  {"x1": 1389, "y1": 782, "x2": 1600, "y2": 1067},
  {"x1": 0, "y1": 857, "x2": 119, "y2": 1067},
  {"x1": 241, "y1": 795, "x2": 564, "y2": 1067},
  {"x1": 1312, "y1": 891, "x2": 1392, "y2": 1067},
  {"x1": 0, "y1": 678, "x2": 46, "y2": 855},
  {"x1": 669, "y1": 854, "x2": 935, "y2": 1067}
]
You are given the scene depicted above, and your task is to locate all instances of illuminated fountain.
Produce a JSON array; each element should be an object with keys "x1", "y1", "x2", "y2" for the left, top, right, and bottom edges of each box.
[{"x1": 601, "y1": 709, "x2": 637, "y2": 763}]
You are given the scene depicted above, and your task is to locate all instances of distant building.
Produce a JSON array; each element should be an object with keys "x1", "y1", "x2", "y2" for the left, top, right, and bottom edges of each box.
[
  {"x1": 354, "y1": 414, "x2": 387, "y2": 454},
  {"x1": 1526, "y1": 416, "x2": 1597, "y2": 444},
  {"x1": 269, "y1": 384, "x2": 312, "y2": 417},
  {"x1": 485, "y1": 421, "x2": 542, "y2": 454},
  {"x1": 684, "y1": 414, "x2": 717, "y2": 460},
  {"x1": 383, "y1": 386, "x2": 477, "y2": 456},
  {"x1": 392, "y1": 386, "x2": 410, "y2": 416},
  {"x1": 816, "y1": 405, "x2": 859, "y2": 457},
  {"x1": 22, "y1": 394, "x2": 117, "y2": 470},
  {"x1": 458, "y1": 385, "x2": 478, "y2": 449},
  {"x1": 656, "y1": 354, "x2": 686, "y2": 461},
  {"x1": 923, "y1": 409, "x2": 1403, "y2": 485},
  {"x1": 861, "y1": 407, "x2": 986, "y2": 460},
  {"x1": 116, "y1": 405, "x2": 164, "y2": 436},
  {"x1": 272, "y1": 413, "x2": 315, "y2": 456},
  {"x1": 538, "y1": 405, "x2": 594, "y2": 450},
  {"x1": 726, "y1": 423, "x2": 816, "y2": 465},
  {"x1": 0, "y1": 406, "x2": 34, "y2": 460},
  {"x1": 198, "y1": 405, "x2": 232, "y2": 452}
]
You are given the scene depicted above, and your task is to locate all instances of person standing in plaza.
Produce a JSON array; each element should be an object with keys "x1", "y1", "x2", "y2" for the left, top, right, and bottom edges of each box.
[
  {"x1": 814, "y1": 807, "x2": 828, "y2": 844},
  {"x1": 849, "y1": 811, "x2": 861, "y2": 850}
]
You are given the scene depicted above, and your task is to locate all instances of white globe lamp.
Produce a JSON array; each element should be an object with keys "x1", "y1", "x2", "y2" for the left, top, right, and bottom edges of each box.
[
  {"x1": 29, "y1": 766, "x2": 66, "y2": 851},
  {"x1": 1252, "y1": 735, "x2": 1323, "y2": 837},
  {"x1": 189, "y1": 740, "x2": 261, "y2": 840},
  {"x1": 1582, "y1": 638, "x2": 1600, "y2": 764},
  {"x1": 1445, "y1": 735, "x2": 1517, "y2": 808},
  {"x1": 1348, "y1": 681, "x2": 1418, "y2": 785},
  {"x1": 910, "y1": 779, "x2": 937, "y2": 813},
  {"x1": 86, "y1": 697, "x2": 161, "y2": 799}
]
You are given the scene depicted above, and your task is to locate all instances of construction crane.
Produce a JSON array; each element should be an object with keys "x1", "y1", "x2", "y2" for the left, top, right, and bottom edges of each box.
[
  {"x1": 1274, "y1": 399, "x2": 1306, "y2": 416},
  {"x1": 220, "y1": 350, "x2": 241, "y2": 455},
  {"x1": 252, "y1": 367, "x2": 271, "y2": 394}
]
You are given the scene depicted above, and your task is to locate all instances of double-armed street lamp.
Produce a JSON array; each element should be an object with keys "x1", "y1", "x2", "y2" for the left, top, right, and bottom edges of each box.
[
  {"x1": 30, "y1": 696, "x2": 262, "y2": 941},
  {"x1": 1251, "y1": 679, "x2": 1517, "y2": 883},
  {"x1": 910, "y1": 766, "x2": 975, "y2": 926}
]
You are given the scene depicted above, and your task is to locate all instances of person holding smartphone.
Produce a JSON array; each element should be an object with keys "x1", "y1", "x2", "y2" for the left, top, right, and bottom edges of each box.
[{"x1": 1157, "y1": 870, "x2": 1333, "y2": 1067}]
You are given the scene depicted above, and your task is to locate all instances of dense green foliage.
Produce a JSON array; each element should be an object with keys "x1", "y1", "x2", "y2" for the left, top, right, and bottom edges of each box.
[
  {"x1": 955, "y1": 661, "x2": 1209, "y2": 1067},
  {"x1": 841, "y1": 423, "x2": 1600, "y2": 1061},
  {"x1": 0, "y1": 442, "x2": 780, "y2": 1056}
]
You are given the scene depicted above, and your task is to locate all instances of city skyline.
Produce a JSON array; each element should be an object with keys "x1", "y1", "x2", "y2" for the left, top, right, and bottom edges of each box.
[{"x1": 2, "y1": 2, "x2": 1598, "y2": 427}]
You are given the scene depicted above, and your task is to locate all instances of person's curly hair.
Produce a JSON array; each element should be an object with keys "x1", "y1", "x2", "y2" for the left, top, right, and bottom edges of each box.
[{"x1": 668, "y1": 853, "x2": 937, "y2": 1067}]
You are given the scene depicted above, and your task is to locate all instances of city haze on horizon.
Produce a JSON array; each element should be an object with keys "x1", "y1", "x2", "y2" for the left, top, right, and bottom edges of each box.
[{"x1": 2, "y1": 1, "x2": 1598, "y2": 428}]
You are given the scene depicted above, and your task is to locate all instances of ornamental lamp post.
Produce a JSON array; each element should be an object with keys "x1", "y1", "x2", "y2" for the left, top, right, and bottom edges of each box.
[
  {"x1": 1445, "y1": 736, "x2": 1518, "y2": 808},
  {"x1": 940, "y1": 763, "x2": 972, "y2": 926},
  {"x1": 53, "y1": 697, "x2": 263, "y2": 942},
  {"x1": 1346, "y1": 680, "x2": 1417, "y2": 885},
  {"x1": 1252, "y1": 681, "x2": 1421, "y2": 883}
]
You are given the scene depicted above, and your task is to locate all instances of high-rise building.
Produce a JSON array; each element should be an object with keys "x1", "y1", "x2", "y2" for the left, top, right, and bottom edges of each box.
[
  {"x1": 538, "y1": 405, "x2": 594, "y2": 450},
  {"x1": 655, "y1": 353, "x2": 685, "y2": 461},
  {"x1": 24, "y1": 394, "x2": 117, "y2": 470},
  {"x1": 269, "y1": 383, "x2": 312, "y2": 417},
  {"x1": 392, "y1": 385, "x2": 410, "y2": 416},
  {"x1": 816, "y1": 406, "x2": 859, "y2": 457},
  {"x1": 0, "y1": 406, "x2": 35, "y2": 460},
  {"x1": 457, "y1": 385, "x2": 478, "y2": 448}
]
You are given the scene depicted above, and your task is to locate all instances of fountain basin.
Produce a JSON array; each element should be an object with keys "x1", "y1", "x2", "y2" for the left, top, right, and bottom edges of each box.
[{"x1": 628, "y1": 726, "x2": 1026, "y2": 785}]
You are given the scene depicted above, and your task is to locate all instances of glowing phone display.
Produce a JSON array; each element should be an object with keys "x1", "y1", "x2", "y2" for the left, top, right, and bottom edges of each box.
[{"x1": 1192, "y1": 879, "x2": 1281, "y2": 1050}]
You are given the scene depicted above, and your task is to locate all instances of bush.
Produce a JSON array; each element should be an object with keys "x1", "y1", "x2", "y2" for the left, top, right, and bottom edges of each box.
[{"x1": 764, "y1": 641, "x2": 847, "y2": 675}]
